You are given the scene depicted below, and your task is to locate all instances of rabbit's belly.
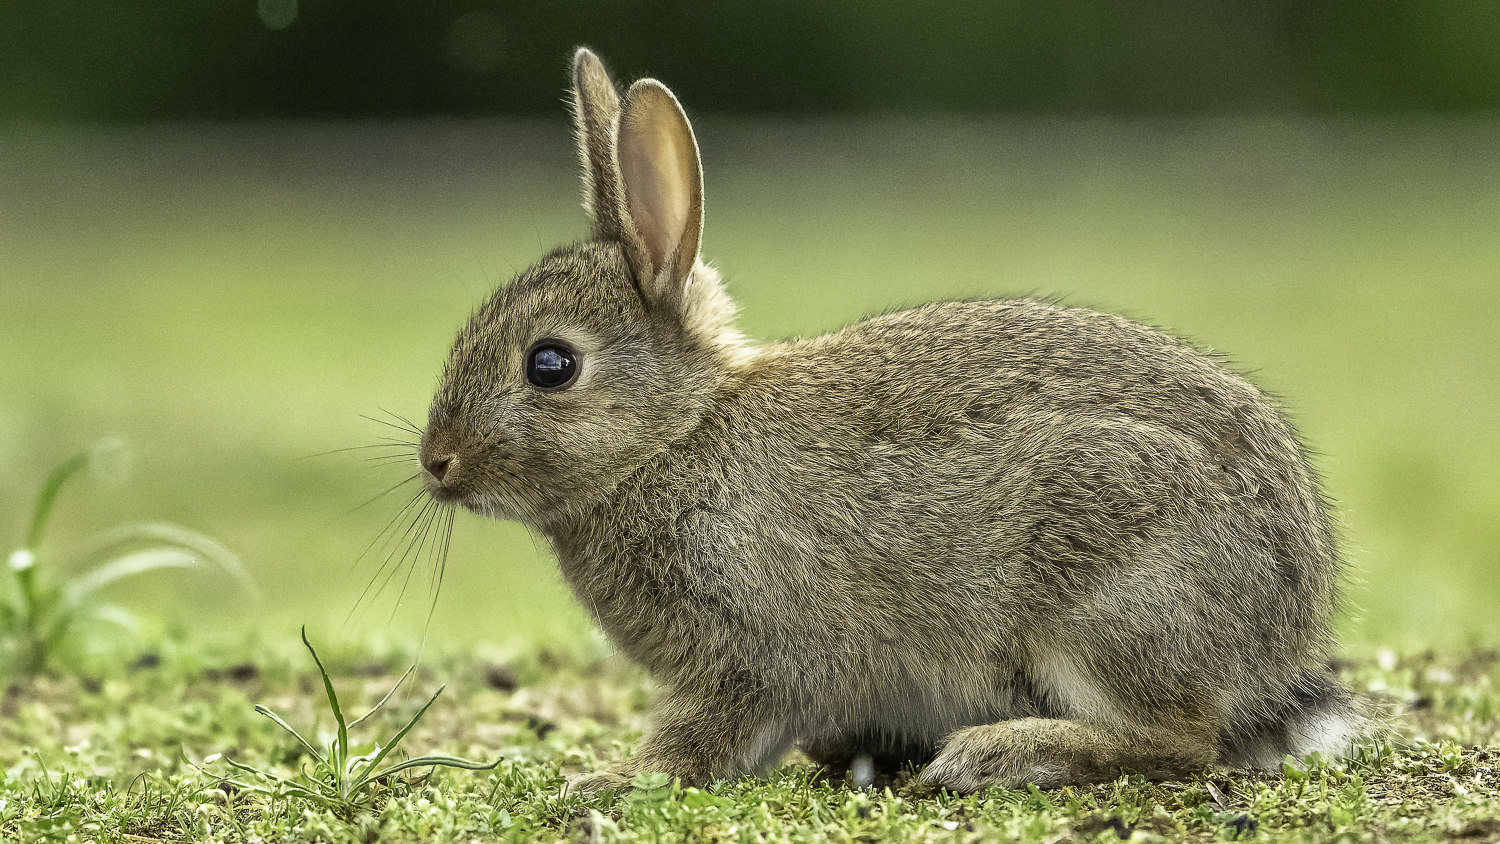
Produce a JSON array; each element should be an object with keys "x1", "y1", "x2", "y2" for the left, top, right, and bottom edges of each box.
[
  {"x1": 794, "y1": 641, "x2": 1143, "y2": 753},
  {"x1": 804, "y1": 658, "x2": 1048, "y2": 747}
]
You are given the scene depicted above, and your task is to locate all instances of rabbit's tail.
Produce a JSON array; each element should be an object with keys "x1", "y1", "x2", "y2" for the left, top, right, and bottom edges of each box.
[{"x1": 1219, "y1": 668, "x2": 1366, "y2": 771}]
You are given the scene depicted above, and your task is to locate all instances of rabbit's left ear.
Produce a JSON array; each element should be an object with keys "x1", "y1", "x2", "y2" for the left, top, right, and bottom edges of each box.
[
  {"x1": 571, "y1": 48, "x2": 625, "y2": 242},
  {"x1": 616, "y1": 78, "x2": 704, "y2": 309}
]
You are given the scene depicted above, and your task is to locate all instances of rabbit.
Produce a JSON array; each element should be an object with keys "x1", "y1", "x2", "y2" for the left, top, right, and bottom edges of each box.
[{"x1": 417, "y1": 47, "x2": 1361, "y2": 794}]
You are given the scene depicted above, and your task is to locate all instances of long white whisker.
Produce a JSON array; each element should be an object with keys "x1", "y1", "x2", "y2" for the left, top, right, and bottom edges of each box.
[
  {"x1": 344, "y1": 491, "x2": 433, "y2": 629},
  {"x1": 350, "y1": 484, "x2": 426, "y2": 570},
  {"x1": 345, "y1": 473, "x2": 422, "y2": 520},
  {"x1": 422, "y1": 505, "x2": 456, "y2": 643},
  {"x1": 367, "y1": 496, "x2": 437, "y2": 607},
  {"x1": 387, "y1": 500, "x2": 442, "y2": 622}
]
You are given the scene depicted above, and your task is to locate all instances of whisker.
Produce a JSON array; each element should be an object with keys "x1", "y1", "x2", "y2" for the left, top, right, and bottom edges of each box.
[
  {"x1": 367, "y1": 456, "x2": 420, "y2": 467},
  {"x1": 386, "y1": 498, "x2": 440, "y2": 590},
  {"x1": 355, "y1": 496, "x2": 438, "y2": 624},
  {"x1": 344, "y1": 473, "x2": 422, "y2": 519},
  {"x1": 412, "y1": 503, "x2": 455, "y2": 667},
  {"x1": 365, "y1": 454, "x2": 421, "y2": 468},
  {"x1": 422, "y1": 505, "x2": 456, "y2": 642},
  {"x1": 361, "y1": 421, "x2": 421, "y2": 442},
  {"x1": 365, "y1": 410, "x2": 424, "y2": 439},
  {"x1": 364, "y1": 443, "x2": 418, "y2": 453},
  {"x1": 372, "y1": 435, "x2": 420, "y2": 446},
  {"x1": 344, "y1": 489, "x2": 429, "y2": 630},
  {"x1": 352, "y1": 497, "x2": 438, "y2": 617},
  {"x1": 302, "y1": 442, "x2": 417, "y2": 461},
  {"x1": 343, "y1": 403, "x2": 463, "y2": 650},
  {"x1": 385, "y1": 410, "x2": 423, "y2": 432},
  {"x1": 388, "y1": 502, "x2": 444, "y2": 622},
  {"x1": 366, "y1": 410, "x2": 414, "y2": 429},
  {"x1": 361, "y1": 445, "x2": 419, "y2": 455},
  {"x1": 362, "y1": 483, "x2": 427, "y2": 552}
]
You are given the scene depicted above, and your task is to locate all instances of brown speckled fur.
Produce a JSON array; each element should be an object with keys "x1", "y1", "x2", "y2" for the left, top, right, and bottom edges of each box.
[{"x1": 418, "y1": 49, "x2": 1359, "y2": 794}]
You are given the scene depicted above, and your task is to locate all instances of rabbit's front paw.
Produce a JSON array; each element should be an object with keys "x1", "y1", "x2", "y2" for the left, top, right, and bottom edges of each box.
[
  {"x1": 564, "y1": 771, "x2": 632, "y2": 795},
  {"x1": 921, "y1": 720, "x2": 1075, "y2": 793}
]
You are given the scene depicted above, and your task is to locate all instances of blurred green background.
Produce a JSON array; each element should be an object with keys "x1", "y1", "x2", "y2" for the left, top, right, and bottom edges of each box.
[
  {"x1": 2, "y1": 3, "x2": 1497, "y2": 654},
  {"x1": 7, "y1": 0, "x2": 1500, "y2": 117}
]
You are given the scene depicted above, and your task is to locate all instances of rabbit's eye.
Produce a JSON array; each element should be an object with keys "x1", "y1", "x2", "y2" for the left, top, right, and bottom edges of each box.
[{"x1": 525, "y1": 341, "x2": 579, "y2": 390}]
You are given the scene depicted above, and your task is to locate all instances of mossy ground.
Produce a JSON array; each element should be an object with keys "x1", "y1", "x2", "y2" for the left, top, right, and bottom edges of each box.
[{"x1": 1, "y1": 641, "x2": 1496, "y2": 842}]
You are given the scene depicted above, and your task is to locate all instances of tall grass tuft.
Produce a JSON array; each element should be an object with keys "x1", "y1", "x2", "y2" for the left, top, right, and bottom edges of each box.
[
  {"x1": 2, "y1": 440, "x2": 257, "y2": 677},
  {"x1": 214, "y1": 627, "x2": 498, "y2": 816}
]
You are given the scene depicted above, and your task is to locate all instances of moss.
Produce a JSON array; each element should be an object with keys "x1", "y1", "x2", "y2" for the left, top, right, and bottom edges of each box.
[{"x1": 0, "y1": 640, "x2": 1495, "y2": 842}]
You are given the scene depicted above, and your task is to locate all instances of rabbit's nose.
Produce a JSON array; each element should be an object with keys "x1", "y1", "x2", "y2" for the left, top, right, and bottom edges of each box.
[{"x1": 424, "y1": 455, "x2": 454, "y2": 482}]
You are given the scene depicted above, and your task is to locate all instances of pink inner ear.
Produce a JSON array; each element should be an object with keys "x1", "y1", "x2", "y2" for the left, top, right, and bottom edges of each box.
[{"x1": 619, "y1": 93, "x2": 693, "y2": 279}]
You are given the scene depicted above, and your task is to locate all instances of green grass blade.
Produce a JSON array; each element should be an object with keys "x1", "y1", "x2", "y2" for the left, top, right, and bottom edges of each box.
[
  {"x1": 41, "y1": 602, "x2": 139, "y2": 660},
  {"x1": 49, "y1": 554, "x2": 170, "y2": 654},
  {"x1": 79, "y1": 603, "x2": 139, "y2": 632},
  {"x1": 349, "y1": 683, "x2": 445, "y2": 790},
  {"x1": 372, "y1": 754, "x2": 500, "y2": 779},
  {"x1": 73, "y1": 522, "x2": 260, "y2": 600},
  {"x1": 221, "y1": 756, "x2": 288, "y2": 784},
  {"x1": 253, "y1": 704, "x2": 326, "y2": 765},
  {"x1": 25, "y1": 452, "x2": 88, "y2": 549},
  {"x1": 300, "y1": 627, "x2": 349, "y2": 783},
  {"x1": 63, "y1": 549, "x2": 200, "y2": 605},
  {"x1": 221, "y1": 759, "x2": 318, "y2": 796},
  {"x1": 229, "y1": 775, "x2": 336, "y2": 807},
  {"x1": 223, "y1": 755, "x2": 348, "y2": 809},
  {"x1": 343, "y1": 743, "x2": 383, "y2": 782},
  {"x1": 347, "y1": 663, "x2": 415, "y2": 730},
  {"x1": 270, "y1": 782, "x2": 340, "y2": 808},
  {"x1": 215, "y1": 776, "x2": 275, "y2": 797}
]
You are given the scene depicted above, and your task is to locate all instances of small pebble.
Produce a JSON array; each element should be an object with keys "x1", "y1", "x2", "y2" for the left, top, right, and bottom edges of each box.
[{"x1": 850, "y1": 752, "x2": 875, "y2": 789}]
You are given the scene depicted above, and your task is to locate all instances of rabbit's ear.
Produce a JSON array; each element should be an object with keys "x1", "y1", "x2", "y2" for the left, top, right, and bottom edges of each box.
[
  {"x1": 571, "y1": 48, "x2": 626, "y2": 241},
  {"x1": 616, "y1": 78, "x2": 704, "y2": 308}
]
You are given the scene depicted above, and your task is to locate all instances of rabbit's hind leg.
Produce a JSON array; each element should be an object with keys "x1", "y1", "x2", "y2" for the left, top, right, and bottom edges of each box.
[{"x1": 921, "y1": 717, "x2": 1216, "y2": 793}]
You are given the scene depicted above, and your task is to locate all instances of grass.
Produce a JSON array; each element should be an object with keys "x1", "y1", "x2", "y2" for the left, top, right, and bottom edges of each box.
[
  {"x1": 0, "y1": 636, "x2": 1495, "y2": 842},
  {"x1": 2, "y1": 442, "x2": 255, "y2": 676},
  {"x1": 211, "y1": 627, "x2": 497, "y2": 816}
]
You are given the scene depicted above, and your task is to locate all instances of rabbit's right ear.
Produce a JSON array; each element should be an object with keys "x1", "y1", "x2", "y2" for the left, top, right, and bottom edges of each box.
[
  {"x1": 615, "y1": 79, "x2": 703, "y2": 310},
  {"x1": 571, "y1": 48, "x2": 626, "y2": 242}
]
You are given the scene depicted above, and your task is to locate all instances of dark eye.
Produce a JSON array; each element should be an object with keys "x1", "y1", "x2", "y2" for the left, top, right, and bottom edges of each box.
[{"x1": 525, "y1": 340, "x2": 579, "y2": 390}]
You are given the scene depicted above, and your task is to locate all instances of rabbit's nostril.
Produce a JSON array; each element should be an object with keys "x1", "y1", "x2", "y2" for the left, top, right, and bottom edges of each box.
[{"x1": 425, "y1": 456, "x2": 453, "y2": 482}]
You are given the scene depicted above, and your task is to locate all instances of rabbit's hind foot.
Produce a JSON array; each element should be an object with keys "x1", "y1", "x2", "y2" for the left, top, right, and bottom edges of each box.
[{"x1": 921, "y1": 717, "x2": 1216, "y2": 793}]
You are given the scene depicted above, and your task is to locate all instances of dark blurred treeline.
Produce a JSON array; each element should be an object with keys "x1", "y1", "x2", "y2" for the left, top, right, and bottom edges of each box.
[{"x1": 3, "y1": 0, "x2": 1499, "y2": 120}]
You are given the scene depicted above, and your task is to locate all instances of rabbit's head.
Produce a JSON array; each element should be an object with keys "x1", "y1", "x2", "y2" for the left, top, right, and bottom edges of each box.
[{"x1": 419, "y1": 49, "x2": 746, "y2": 528}]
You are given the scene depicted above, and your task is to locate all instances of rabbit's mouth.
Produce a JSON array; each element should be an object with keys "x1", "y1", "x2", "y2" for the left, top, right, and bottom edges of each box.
[
  {"x1": 422, "y1": 467, "x2": 535, "y2": 523},
  {"x1": 418, "y1": 439, "x2": 495, "y2": 508},
  {"x1": 450, "y1": 490, "x2": 531, "y2": 523},
  {"x1": 418, "y1": 431, "x2": 553, "y2": 523},
  {"x1": 423, "y1": 477, "x2": 491, "y2": 515},
  {"x1": 423, "y1": 478, "x2": 461, "y2": 505}
]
